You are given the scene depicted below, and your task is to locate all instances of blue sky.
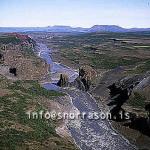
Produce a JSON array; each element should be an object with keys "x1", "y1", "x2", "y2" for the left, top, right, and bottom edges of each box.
[{"x1": 0, "y1": 0, "x2": 150, "y2": 28}]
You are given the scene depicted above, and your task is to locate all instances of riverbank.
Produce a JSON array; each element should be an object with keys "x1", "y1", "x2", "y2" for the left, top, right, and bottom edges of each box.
[
  {"x1": 37, "y1": 42, "x2": 136, "y2": 150},
  {"x1": 46, "y1": 39, "x2": 150, "y2": 149},
  {"x1": 0, "y1": 33, "x2": 79, "y2": 150},
  {"x1": 29, "y1": 31, "x2": 150, "y2": 149}
]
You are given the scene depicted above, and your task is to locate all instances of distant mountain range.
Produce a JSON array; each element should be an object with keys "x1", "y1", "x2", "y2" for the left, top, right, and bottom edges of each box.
[{"x1": 0, "y1": 25, "x2": 150, "y2": 33}]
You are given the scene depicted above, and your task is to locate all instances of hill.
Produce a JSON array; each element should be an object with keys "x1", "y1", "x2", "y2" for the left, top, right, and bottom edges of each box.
[{"x1": 0, "y1": 25, "x2": 150, "y2": 33}]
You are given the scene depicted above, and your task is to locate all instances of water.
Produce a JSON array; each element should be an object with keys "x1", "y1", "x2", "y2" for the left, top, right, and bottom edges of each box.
[
  {"x1": 37, "y1": 43, "x2": 78, "y2": 83},
  {"x1": 37, "y1": 43, "x2": 136, "y2": 150}
]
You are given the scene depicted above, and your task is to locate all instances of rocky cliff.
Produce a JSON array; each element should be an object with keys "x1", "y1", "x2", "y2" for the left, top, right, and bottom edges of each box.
[
  {"x1": 107, "y1": 73, "x2": 150, "y2": 136},
  {"x1": 73, "y1": 65, "x2": 97, "y2": 91},
  {"x1": 0, "y1": 33, "x2": 49, "y2": 81}
]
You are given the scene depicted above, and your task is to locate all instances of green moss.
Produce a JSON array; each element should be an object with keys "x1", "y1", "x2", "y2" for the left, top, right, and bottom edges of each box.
[{"x1": 128, "y1": 92, "x2": 146, "y2": 108}]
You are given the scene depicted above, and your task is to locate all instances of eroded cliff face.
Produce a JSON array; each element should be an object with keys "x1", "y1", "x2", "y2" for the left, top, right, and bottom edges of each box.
[
  {"x1": 4, "y1": 49, "x2": 49, "y2": 80},
  {"x1": 107, "y1": 75, "x2": 142, "y2": 120},
  {"x1": 90, "y1": 66, "x2": 150, "y2": 149},
  {"x1": 0, "y1": 33, "x2": 49, "y2": 81},
  {"x1": 107, "y1": 74, "x2": 150, "y2": 136}
]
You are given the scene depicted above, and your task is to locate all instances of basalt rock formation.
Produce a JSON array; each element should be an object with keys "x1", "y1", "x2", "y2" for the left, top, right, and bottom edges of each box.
[
  {"x1": 74, "y1": 65, "x2": 97, "y2": 91},
  {"x1": 107, "y1": 83, "x2": 133, "y2": 120},
  {"x1": 107, "y1": 74, "x2": 149, "y2": 119},
  {"x1": 0, "y1": 53, "x2": 3, "y2": 59},
  {"x1": 57, "y1": 74, "x2": 69, "y2": 87},
  {"x1": 107, "y1": 73, "x2": 150, "y2": 136}
]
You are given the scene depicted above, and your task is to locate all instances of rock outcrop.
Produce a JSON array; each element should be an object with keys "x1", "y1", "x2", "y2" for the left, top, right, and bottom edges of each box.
[
  {"x1": 107, "y1": 73, "x2": 150, "y2": 136},
  {"x1": 0, "y1": 33, "x2": 49, "y2": 80},
  {"x1": 0, "y1": 53, "x2": 3, "y2": 59},
  {"x1": 107, "y1": 74, "x2": 149, "y2": 118},
  {"x1": 74, "y1": 65, "x2": 97, "y2": 91},
  {"x1": 57, "y1": 74, "x2": 69, "y2": 87},
  {"x1": 107, "y1": 83, "x2": 133, "y2": 120}
]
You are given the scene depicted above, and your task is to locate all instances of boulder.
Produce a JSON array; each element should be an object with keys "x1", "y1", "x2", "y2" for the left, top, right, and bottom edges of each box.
[{"x1": 57, "y1": 74, "x2": 69, "y2": 87}]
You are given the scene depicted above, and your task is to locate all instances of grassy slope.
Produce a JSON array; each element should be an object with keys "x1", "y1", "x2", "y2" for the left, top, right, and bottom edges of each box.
[
  {"x1": 0, "y1": 34, "x2": 78, "y2": 150},
  {"x1": 0, "y1": 76, "x2": 77, "y2": 150}
]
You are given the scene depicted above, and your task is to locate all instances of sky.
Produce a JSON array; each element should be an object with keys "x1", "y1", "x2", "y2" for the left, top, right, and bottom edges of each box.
[{"x1": 0, "y1": 0, "x2": 150, "y2": 28}]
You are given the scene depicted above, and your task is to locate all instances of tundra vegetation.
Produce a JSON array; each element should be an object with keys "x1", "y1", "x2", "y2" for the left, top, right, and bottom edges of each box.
[{"x1": 0, "y1": 33, "x2": 78, "y2": 150}]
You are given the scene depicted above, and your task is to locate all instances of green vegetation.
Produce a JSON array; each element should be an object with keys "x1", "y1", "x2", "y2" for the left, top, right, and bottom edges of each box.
[
  {"x1": 131, "y1": 60, "x2": 150, "y2": 74},
  {"x1": 22, "y1": 46, "x2": 35, "y2": 57},
  {"x1": 128, "y1": 92, "x2": 146, "y2": 108},
  {"x1": 0, "y1": 77, "x2": 75, "y2": 150},
  {"x1": 7, "y1": 80, "x2": 64, "y2": 98},
  {"x1": 0, "y1": 35, "x2": 21, "y2": 44},
  {"x1": 0, "y1": 92, "x2": 56, "y2": 148},
  {"x1": 0, "y1": 34, "x2": 35, "y2": 58},
  {"x1": 89, "y1": 54, "x2": 143, "y2": 69},
  {"x1": 44, "y1": 32, "x2": 150, "y2": 72}
]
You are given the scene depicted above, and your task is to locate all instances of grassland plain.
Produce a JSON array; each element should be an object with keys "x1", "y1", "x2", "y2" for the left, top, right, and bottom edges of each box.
[{"x1": 30, "y1": 32, "x2": 150, "y2": 73}]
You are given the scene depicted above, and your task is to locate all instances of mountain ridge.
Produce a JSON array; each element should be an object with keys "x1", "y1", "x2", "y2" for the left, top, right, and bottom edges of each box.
[{"x1": 0, "y1": 25, "x2": 150, "y2": 33}]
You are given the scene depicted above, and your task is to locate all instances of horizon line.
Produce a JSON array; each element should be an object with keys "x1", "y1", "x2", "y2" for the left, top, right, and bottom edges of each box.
[{"x1": 0, "y1": 25, "x2": 150, "y2": 29}]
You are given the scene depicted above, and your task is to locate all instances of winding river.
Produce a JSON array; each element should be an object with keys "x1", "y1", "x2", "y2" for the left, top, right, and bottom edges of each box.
[{"x1": 36, "y1": 43, "x2": 136, "y2": 150}]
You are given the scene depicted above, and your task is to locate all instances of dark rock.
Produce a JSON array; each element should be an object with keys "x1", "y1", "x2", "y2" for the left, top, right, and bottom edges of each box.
[
  {"x1": 74, "y1": 65, "x2": 97, "y2": 91},
  {"x1": 124, "y1": 117, "x2": 150, "y2": 137},
  {"x1": 0, "y1": 53, "x2": 3, "y2": 59},
  {"x1": 57, "y1": 74, "x2": 69, "y2": 87},
  {"x1": 107, "y1": 73, "x2": 150, "y2": 136},
  {"x1": 73, "y1": 76, "x2": 85, "y2": 91},
  {"x1": 0, "y1": 53, "x2": 4, "y2": 61},
  {"x1": 107, "y1": 83, "x2": 133, "y2": 119},
  {"x1": 107, "y1": 74, "x2": 147, "y2": 120},
  {"x1": 9, "y1": 68, "x2": 17, "y2": 76},
  {"x1": 145, "y1": 104, "x2": 150, "y2": 118}
]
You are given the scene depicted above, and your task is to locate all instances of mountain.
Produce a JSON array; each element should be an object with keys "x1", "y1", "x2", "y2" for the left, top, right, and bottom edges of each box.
[
  {"x1": 47, "y1": 25, "x2": 88, "y2": 32},
  {"x1": 128, "y1": 28, "x2": 150, "y2": 32},
  {"x1": 89, "y1": 25, "x2": 126, "y2": 32},
  {"x1": 0, "y1": 27, "x2": 47, "y2": 33},
  {"x1": 0, "y1": 25, "x2": 150, "y2": 33}
]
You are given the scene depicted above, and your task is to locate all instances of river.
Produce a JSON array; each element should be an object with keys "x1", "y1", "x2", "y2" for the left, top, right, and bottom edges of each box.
[{"x1": 36, "y1": 43, "x2": 136, "y2": 150}]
